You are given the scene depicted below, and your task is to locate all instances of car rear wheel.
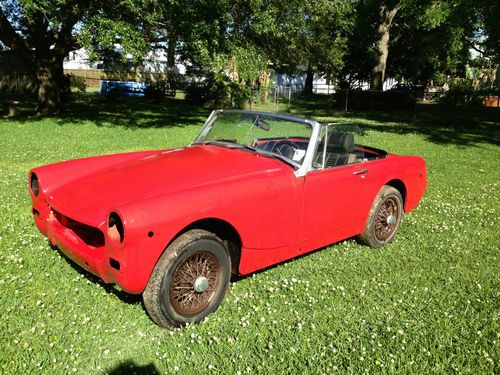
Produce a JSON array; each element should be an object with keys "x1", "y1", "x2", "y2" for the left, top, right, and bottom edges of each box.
[
  {"x1": 143, "y1": 229, "x2": 231, "y2": 328},
  {"x1": 357, "y1": 185, "x2": 403, "y2": 248}
]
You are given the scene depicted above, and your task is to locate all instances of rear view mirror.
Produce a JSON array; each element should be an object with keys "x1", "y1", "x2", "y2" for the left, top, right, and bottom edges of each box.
[{"x1": 253, "y1": 116, "x2": 270, "y2": 131}]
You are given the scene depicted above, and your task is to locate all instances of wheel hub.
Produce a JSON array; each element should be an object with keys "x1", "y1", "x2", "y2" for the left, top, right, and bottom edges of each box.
[
  {"x1": 170, "y1": 251, "x2": 220, "y2": 317},
  {"x1": 374, "y1": 197, "x2": 400, "y2": 241},
  {"x1": 193, "y1": 276, "x2": 209, "y2": 293}
]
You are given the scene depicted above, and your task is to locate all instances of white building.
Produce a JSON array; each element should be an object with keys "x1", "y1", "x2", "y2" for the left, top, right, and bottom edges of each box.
[{"x1": 63, "y1": 46, "x2": 186, "y2": 75}]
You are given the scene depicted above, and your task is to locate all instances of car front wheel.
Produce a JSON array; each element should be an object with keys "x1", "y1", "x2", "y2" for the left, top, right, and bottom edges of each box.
[
  {"x1": 357, "y1": 185, "x2": 403, "y2": 248},
  {"x1": 143, "y1": 229, "x2": 231, "y2": 328}
]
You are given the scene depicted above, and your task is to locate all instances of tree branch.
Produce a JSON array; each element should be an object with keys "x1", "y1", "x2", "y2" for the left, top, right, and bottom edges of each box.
[
  {"x1": 470, "y1": 44, "x2": 486, "y2": 56},
  {"x1": 54, "y1": 0, "x2": 91, "y2": 56},
  {"x1": 0, "y1": 8, "x2": 33, "y2": 65}
]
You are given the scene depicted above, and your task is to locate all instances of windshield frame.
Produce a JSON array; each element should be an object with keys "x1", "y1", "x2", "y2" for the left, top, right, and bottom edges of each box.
[{"x1": 191, "y1": 109, "x2": 322, "y2": 177}]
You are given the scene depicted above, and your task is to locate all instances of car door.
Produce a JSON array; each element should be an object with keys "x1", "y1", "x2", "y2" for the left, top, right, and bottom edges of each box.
[{"x1": 299, "y1": 125, "x2": 370, "y2": 252}]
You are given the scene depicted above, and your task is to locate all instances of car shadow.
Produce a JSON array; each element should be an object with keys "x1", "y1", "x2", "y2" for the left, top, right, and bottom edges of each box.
[
  {"x1": 50, "y1": 235, "x2": 348, "y2": 307},
  {"x1": 106, "y1": 360, "x2": 160, "y2": 375},
  {"x1": 49, "y1": 240, "x2": 142, "y2": 305},
  {"x1": 230, "y1": 238, "x2": 359, "y2": 283}
]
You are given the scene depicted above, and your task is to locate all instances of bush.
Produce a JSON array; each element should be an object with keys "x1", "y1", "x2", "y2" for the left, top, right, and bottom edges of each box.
[
  {"x1": 439, "y1": 80, "x2": 484, "y2": 106},
  {"x1": 185, "y1": 73, "x2": 249, "y2": 109},
  {"x1": 68, "y1": 75, "x2": 87, "y2": 93},
  {"x1": 144, "y1": 80, "x2": 167, "y2": 101},
  {"x1": 229, "y1": 81, "x2": 250, "y2": 109}
]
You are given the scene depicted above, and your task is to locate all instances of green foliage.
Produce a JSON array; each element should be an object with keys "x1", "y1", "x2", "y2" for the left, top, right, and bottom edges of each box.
[
  {"x1": 79, "y1": 1, "x2": 156, "y2": 65},
  {"x1": 0, "y1": 0, "x2": 162, "y2": 113},
  {"x1": 230, "y1": 0, "x2": 353, "y2": 78},
  {"x1": 185, "y1": 73, "x2": 250, "y2": 109},
  {"x1": 177, "y1": 0, "x2": 352, "y2": 101},
  {"x1": 439, "y1": 80, "x2": 485, "y2": 106},
  {"x1": 144, "y1": 80, "x2": 167, "y2": 101},
  {"x1": 340, "y1": 0, "x2": 498, "y2": 87},
  {"x1": 471, "y1": 0, "x2": 500, "y2": 63},
  {"x1": 68, "y1": 75, "x2": 87, "y2": 93}
]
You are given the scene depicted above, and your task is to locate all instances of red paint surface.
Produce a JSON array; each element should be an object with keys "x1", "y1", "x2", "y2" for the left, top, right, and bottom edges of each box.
[{"x1": 30, "y1": 144, "x2": 426, "y2": 294}]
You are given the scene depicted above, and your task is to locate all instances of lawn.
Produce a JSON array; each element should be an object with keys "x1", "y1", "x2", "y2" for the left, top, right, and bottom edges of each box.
[{"x1": 0, "y1": 94, "x2": 498, "y2": 374}]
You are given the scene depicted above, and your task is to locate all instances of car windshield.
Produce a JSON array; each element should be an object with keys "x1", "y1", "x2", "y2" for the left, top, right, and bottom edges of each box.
[{"x1": 193, "y1": 111, "x2": 313, "y2": 168}]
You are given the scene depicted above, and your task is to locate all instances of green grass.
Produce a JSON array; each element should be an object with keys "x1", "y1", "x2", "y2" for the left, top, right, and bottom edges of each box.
[{"x1": 0, "y1": 94, "x2": 498, "y2": 374}]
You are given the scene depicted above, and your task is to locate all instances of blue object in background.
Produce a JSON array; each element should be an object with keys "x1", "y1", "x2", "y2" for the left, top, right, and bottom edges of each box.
[{"x1": 101, "y1": 81, "x2": 150, "y2": 97}]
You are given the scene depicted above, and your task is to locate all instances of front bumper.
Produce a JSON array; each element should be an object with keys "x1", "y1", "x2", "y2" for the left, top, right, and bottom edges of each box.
[{"x1": 31, "y1": 200, "x2": 146, "y2": 294}]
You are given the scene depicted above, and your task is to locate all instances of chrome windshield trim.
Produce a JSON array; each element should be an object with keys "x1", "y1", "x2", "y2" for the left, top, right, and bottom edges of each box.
[{"x1": 295, "y1": 119, "x2": 321, "y2": 177}]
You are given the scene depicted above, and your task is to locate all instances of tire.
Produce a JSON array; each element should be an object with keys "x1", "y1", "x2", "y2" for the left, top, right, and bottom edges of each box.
[
  {"x1": 143, "y1": 229, "x2": 231, "y2": 328},
  {"x1": 357, "y1": 185, "x2": 403, "y2": 248}
]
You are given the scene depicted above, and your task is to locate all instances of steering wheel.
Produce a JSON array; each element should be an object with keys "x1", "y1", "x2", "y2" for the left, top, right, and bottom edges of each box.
[{"x1": 273, "y1": 140, "x2": 300, "y2": 160}]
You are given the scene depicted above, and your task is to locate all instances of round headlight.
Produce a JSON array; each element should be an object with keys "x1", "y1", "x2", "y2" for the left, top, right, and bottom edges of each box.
[
  {"x1": 108, "y1": 212, "x2": 124, "y2": 243},
  {"x1": 30, "y1": 173, "x2": 40, "y2": 197}
]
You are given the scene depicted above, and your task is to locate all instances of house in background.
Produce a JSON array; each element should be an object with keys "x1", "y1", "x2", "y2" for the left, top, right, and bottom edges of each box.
[
  {"x1": 273, "y1": 68, "x2": 396, "y2": 95},
  {"x1": 64, "y1": 48, "x2": 98, "y2": 70},
  {"x1": 63, "y1": 46, "x2": 186, "y2": 75}
]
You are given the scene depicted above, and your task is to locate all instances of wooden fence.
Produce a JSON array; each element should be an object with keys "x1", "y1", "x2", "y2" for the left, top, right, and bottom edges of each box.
[{"x1": 64, "y1": 69, "x2": 170, "y2": 88}]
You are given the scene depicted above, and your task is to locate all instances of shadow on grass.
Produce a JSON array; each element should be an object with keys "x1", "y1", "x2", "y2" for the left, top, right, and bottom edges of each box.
[
  {"x1": 60, "y1": 95, "x2": 210, "y2": 129},
  {"x1": 107, "y1": 360, "x2": 160, "y2": 375},
  {"x1": 3, "y1": 92, "x2": 499, "y2": 147},
  {"x1": 50, "y1": 241, "x2": 142, "y2": 305},
  {"x1": 231, "y1": 237, "x2": 363, "y2": 284},
  {"x1": 1, "y1": 93, "x2": 210, "y2": 129},
  {"x1": 286, "y1": 95, "x2": 500, "y2": 148}
]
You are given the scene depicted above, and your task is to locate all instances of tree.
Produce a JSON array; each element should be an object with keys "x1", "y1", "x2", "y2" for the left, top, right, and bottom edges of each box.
[
  {"x1": 0, "y1": 0, "x2": 153, "y2": 114},
  {"x1": 341, "y1": 0, "x2": 478, "y2": 89},
  {"x1": 228, "y1": 0, "x2": 352, "y2": 95},
  {"x1": 468, "y1": 0, "x2": 500, "y2": 63},
  {"x1": 162, "y1": 0, "x2": 352, "y2": 102},
  {"x1": 389, "y1": 0, "x2": 484, "y2": 86}
]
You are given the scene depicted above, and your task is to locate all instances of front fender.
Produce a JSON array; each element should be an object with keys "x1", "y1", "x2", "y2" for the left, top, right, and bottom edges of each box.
[{"x1": 114, "y1": 168, "x2": 301, "y2": 292}]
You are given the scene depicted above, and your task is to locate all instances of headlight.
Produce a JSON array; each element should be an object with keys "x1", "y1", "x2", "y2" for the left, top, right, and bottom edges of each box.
[
  {"x1": 30, "y1": 173, "x2": 40, "y2": 197},
  {"x1": 108, "y1": 212, "x2": 124, "y2": 243}
]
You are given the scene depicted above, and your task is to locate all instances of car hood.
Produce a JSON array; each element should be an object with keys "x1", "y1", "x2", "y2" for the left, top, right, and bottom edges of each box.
[{"x1": 47, "y1": 145, "x2": 287, "y2": 226}]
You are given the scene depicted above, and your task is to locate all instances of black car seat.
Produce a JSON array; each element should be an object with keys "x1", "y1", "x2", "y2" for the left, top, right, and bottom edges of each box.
[{"x1": 324, "y1": 131, "x2": 357, "y2": 167}]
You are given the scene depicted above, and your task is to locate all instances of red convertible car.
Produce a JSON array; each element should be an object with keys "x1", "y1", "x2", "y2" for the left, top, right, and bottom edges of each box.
[{"x1": 29, "y1": 110, "x2": 426, "y2": 327}]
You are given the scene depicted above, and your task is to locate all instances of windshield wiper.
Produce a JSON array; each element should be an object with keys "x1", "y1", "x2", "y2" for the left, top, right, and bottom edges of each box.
[
  {"x1": 193, "y1": 140, "x2": 257, "y2": 152},
  {"x1": 253, "y1": 149, "x2": 300, "y2": 169}
]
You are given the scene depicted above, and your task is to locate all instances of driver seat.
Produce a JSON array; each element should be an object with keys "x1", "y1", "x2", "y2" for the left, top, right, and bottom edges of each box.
[{"x1": 324, "y1": 131, "x2": 357, "y2": 167}]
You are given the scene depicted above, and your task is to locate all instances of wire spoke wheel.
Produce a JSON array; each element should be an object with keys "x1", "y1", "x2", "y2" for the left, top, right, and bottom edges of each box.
[
  {"x1": 169, "y1": 251, "x2": 220, "y2": 317},
  {"x1": 143, "y1": 229, "x2": 231, "y2": 328},
  {"x1": 374, "y1": 197, "x2": 399, "y2": 241}
]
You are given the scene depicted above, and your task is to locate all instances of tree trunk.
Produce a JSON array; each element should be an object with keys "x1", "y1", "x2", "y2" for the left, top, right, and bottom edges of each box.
[
  {"x1": 258, "y1": 70, "x2": 270, "y2": 102},
  {"x1": 370, "y1": 4, "x2": 400, "y2": 91},
  {"x1": 304, "y1": 63, "x2": 314, "y2": 96},
  {"x1": 36, "y1": 56, "x2": 67, "y2": 114},
  {"x1": 167, "y1": 34, "x2": 177, "y2": 83}
]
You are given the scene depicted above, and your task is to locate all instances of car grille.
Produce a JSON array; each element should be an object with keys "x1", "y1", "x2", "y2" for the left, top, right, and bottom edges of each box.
[{"x1": 52, "y1": 209, "x2": 105, "y2": 248}]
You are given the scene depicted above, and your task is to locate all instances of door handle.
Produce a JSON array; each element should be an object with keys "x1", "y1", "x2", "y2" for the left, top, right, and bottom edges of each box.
[{"x1": 353, "y1": 169, "x2": 368, "y2": 175}]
